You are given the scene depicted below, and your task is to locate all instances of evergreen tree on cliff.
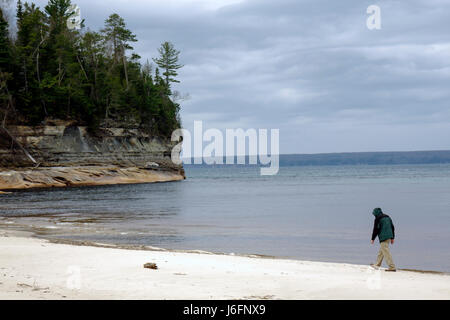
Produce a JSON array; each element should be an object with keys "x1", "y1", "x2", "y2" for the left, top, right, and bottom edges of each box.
[
  {"x1": 153, "y1": 41, "x2": 183, "y2": 93},
  {"x1": 0, "y1": 7, "x2": 12, "y2": 125},
  {"x1": 1, "y1": 0, "x2": 183, "y2": 138},
  {"x1": 101, "y1": 13, "x2": 137, "y2": 91},
  {"x1": 14, "y1": 2, "x2": 48, "y2": 123},
  {"x1": 0, "y1": 8, "x2": 10, "y2": 72}
]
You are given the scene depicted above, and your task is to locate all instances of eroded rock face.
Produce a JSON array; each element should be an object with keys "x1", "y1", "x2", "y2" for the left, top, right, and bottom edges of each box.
[
  {"x1": 0, "y1": 125, "x2": 180, "y2": 169},
  {"x1": 0, "y1": 123, "x2": 185, "y2": 190}
]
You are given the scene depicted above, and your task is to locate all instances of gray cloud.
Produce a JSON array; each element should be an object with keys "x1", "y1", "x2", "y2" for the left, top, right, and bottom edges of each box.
[{"x1": 28, "y1": 0, "x2": 450, "y2": 153}]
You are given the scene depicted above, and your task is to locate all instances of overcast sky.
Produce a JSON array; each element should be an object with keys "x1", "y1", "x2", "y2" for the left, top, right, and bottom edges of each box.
[{"x1": 11, "y1": 0, "x2": 450, "y2": 154}]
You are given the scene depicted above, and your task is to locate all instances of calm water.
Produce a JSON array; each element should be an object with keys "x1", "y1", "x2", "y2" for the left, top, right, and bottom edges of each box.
[{"x1": 1, "y1": 164, "x2": 450, "y2": 271}]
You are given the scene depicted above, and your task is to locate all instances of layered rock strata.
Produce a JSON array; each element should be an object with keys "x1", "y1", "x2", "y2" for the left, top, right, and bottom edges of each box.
[{"x1": 0, "y1": 122, "x2": 184, "y2": 190}]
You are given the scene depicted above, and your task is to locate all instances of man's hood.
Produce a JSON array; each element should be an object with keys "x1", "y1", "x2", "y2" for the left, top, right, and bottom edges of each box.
[{"x1": 372, "y1": 208, "x2": 383, "y2": 217}]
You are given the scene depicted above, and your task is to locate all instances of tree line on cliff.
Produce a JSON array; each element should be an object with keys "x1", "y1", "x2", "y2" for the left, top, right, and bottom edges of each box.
[{"x1": 0, "y1": 0, "x2": 183, "y2": 138}]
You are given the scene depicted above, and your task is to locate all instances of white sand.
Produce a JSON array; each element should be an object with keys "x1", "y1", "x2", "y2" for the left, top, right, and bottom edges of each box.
[{"x1": 0, "y1": 230, "x2": 449, "y2": 300}]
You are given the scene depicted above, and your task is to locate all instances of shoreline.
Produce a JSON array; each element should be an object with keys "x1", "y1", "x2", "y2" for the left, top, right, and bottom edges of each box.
[
  {"x1": 21, "y1": 224, "x2": 450, "y2": 276},
  {"x1": 1, "y1": 229, "x2": 449, "y2": 299},
  {"x1": 2, "y1": 222, "x2": 448, "y2": 275},
  {"x1": 38, "y1": 236, "x2": 450, "y2": 276}
]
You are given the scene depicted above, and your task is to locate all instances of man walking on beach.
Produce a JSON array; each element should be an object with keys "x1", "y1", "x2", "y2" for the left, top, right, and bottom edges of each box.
[{"x1": 370, "y1": 208, "x2": 396, "y2": 272}]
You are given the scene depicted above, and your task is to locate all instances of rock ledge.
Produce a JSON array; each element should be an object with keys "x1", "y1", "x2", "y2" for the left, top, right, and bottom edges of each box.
[{"x1": 0, "y1": 166, "x2": 184, "y2": 191}]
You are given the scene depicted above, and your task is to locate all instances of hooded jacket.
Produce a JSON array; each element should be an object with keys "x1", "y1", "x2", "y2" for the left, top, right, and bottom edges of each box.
[{"x1": 371, "y1": 208, "x2": 395, "y2": 242}]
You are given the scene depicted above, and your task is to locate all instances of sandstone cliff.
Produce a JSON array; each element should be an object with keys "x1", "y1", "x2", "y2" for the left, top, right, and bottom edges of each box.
[{"x1": 0, "y1": 121, "x2": 184, "y2": 190}]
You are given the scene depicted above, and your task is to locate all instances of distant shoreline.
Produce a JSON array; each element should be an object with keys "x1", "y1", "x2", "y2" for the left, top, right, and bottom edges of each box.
[{"x1": 184, "y1": 150, "x2": 450, "y2": 167}]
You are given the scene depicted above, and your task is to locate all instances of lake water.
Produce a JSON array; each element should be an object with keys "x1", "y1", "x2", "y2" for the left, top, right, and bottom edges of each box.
[{"x1": 1, "y1": 164, "x2": 450, "y2": 272}]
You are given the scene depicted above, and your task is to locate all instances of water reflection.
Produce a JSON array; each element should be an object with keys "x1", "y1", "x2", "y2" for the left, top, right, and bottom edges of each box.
[{"x1": 0, "y1": 181, "x2": 186, "y2": 245}]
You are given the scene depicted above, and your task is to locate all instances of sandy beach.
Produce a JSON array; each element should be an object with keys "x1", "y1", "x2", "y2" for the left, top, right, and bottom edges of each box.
[{"x1": 0, "y1": 229, "x2": 449, "y2": 300}]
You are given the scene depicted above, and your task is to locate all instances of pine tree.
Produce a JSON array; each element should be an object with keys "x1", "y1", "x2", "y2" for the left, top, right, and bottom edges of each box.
[
  {"x1": 101, "y1": 13, "x2": 137, "y2": 90},
  {"x1": 45, "y1": 0, "x2": 72, "y2": 33},
  {"x1": 0, "y1": 7, "x2": 12, "y2": 125},
  {"x1": 16, "y1": 0, "x2": 24, "y2": 21},
  {"x1": 153, "y1": 41, "x2": 183, "y2": 91},
  {"x1": 15, "y1": 3, "x2": 47, "y2": 122},
  {"x1": 0, "y1": 8, "x2": 10, "y2": 69}
]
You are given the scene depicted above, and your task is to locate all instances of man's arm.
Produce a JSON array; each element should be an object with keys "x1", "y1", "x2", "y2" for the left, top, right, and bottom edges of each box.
[
  {"x1": 371, "y1": 220, "x2": 379, "y2": 241},
  {"x1": 391, "y1": 218, "x2": 395, "y2": 239}
]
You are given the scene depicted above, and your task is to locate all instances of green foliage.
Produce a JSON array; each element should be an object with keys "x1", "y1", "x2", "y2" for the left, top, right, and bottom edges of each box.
[
  {"x1": 0, "y1": 7, "x2": 13, "y2": 124},
  {"x1": 153, "y1": 41, "x2": 183, "y2": 92},
  {"x1": 2, "y1": 0, "x2": 183, "y2": 137},
  {"x1": 101, "y1": 13, "x2": 137, "y2": 63},
  {"x1": 45, "y1": 0, "x2": 72, "y2": 33},
  {"x1": 17, "y1": 0, "x2": 24, "y2": 20},
  {"x1": 0, "y1": 7, "x2": 10, "y2": 70}
]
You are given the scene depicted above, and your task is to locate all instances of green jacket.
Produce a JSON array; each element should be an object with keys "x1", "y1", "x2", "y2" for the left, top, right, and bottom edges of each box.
[{"x1": 371, "y1": 208, "x2": 395, "y2": 242}]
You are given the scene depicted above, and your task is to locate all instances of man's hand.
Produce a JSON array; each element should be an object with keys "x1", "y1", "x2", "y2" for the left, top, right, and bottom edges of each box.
[
  {"x1": 391, "y1": 239, "x2": 395, "y2": 245},
  {"x1": 371, "y1": 240, "x2": 374, "y2": 244}
]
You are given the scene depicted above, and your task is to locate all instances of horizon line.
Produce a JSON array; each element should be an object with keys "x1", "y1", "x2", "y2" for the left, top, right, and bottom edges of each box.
[{"x1": 181, "y1": 149, "x2": 450, "y2": 159}]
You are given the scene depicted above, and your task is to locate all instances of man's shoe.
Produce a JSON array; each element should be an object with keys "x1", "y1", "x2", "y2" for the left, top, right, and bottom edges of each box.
[
  {"x1": 385, "y1": 268, "x2": 397, "y2": 272},
  {"x1": 370, "y1": 264, "x2": 380, "y2": 270}
]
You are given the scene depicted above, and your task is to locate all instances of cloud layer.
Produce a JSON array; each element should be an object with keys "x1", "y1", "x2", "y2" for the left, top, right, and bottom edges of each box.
[{"x1": 28, "y1": 0, "x2": 450, "y2": 153}]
